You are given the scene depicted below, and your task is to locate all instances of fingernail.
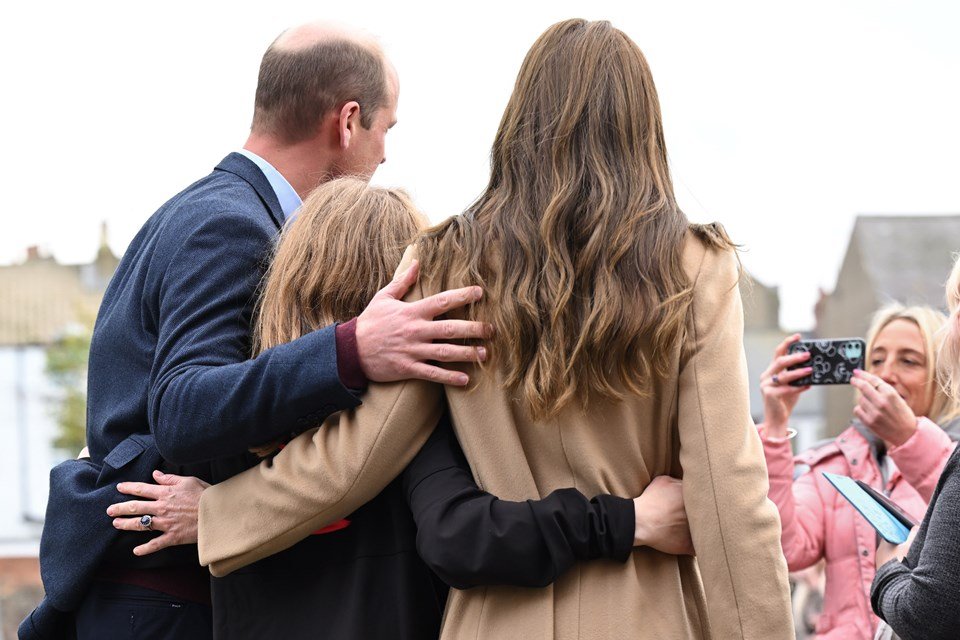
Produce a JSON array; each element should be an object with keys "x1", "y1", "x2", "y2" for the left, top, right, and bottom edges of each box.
[
  {"x1": 477, "y1": 347, "x2": 487, "y2": 360},
  {"x1": 456, "y1": 374, "x2": 469, "y2": 385},
  {"x1": 107, "y1": 507, "x2": 115, "y2": 516},
  {"x1": 473, "y1": 287, "x2": 483, "y2": 300}
]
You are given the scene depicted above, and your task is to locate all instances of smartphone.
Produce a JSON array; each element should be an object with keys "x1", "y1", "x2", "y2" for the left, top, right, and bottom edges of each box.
[
  {"x1": 855, "y1": 480, "x2": 917, "y2": 529},
  {"x1": 823, "y1": 472, "x2": 912, "y2": 544},
  {"x1": 787, "y1": 338, "x2": 865, "y2": 386}
]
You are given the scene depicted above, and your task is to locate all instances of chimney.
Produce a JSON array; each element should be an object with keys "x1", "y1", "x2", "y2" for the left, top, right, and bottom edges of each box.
[{"x1": 25, "y1": 246, "x2": 40, "y2": 261}]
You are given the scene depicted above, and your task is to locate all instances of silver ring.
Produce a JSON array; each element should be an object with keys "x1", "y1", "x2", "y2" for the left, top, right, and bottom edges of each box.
[
  {"x1": 140, "y1": 515, "x2": 153, "y2": 531},
  {"x1": 772, "y1": 374, "x2": 780, "y2": 386}
]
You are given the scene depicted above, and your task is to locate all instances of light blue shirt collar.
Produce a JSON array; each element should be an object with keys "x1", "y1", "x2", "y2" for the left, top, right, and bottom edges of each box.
[{"x1": 236, "y1": 149, "x2": 302, "y2": 222}]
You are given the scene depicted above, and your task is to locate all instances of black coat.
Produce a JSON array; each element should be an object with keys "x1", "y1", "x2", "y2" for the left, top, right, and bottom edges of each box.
[{"x1": 210, "y1": 414, "x2": 634, "y2": 640}]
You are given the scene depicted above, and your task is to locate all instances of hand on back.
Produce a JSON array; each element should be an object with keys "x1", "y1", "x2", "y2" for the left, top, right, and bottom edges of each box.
[
  {"x1": 633, "y1": 476, "x2": 694, "y2": 556},
  {"x1": 107, "y1": 470, "x2": 208, "y2": 556},
  {"x1": 356, "y1": 260, "x2": 493, "y2": 386}
]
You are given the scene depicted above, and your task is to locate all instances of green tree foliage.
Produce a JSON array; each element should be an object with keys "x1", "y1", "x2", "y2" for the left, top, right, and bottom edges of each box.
[{"x1": 45, "y1": 320, "x2": 92, "y2": 455}]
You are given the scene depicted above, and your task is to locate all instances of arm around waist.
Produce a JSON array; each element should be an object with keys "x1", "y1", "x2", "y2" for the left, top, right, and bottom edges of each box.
[{"x1": 404, "y1": 417, "x2": 634, "y2": 589}]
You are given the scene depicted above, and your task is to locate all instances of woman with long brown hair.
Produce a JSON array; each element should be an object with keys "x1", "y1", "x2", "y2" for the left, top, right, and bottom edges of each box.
[
  {"x1": 125, "y1": 19, "x2": 792, "y2": 639},
  {"x1": 110, "y1": 175, "x2": 692, "y2": 638}
]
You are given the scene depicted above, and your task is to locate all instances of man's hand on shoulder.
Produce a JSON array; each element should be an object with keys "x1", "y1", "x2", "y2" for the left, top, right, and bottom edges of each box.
[{"x1": 356, "y1": 260, "x2": 492, "y2": 386}]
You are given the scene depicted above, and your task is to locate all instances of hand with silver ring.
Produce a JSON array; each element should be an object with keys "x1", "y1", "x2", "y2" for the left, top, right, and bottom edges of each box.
[
  {"x1": 107, "y1": 470, "x2": 209, "y2": 556},
  {"x1": 760, "y1": 333, "x2": 814, "y2": 439}
]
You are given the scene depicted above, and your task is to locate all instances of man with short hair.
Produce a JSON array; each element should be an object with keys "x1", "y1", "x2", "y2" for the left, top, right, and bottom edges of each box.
[{"x1": 22, "y1": 21, "x2": 489, "y2": 640}]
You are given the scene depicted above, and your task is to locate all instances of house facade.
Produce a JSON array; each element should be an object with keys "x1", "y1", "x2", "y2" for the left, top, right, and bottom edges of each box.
[{"x1": 0, "y1": 232, "x2": 117, "y2": 638}]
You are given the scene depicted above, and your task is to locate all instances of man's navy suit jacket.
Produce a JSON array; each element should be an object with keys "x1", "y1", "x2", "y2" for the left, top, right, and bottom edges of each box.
[{"x1": 21, "y1": 153, "x2": 361, "y2": 639}]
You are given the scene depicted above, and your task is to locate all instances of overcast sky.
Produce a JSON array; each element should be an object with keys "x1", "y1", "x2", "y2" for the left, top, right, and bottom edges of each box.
[{"x1": 3, "y1": 0, "x2": 958, "y2": 329}]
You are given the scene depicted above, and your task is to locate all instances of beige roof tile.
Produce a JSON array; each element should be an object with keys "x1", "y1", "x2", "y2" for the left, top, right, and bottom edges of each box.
[{"x1": 0, "y1": 252, "x2": 115, "y2": 346}]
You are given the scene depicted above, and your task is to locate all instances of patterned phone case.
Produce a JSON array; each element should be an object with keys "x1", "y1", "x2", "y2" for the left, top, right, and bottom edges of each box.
[{"x1": 787, "y1": 338, "x2": 865, "y2": 386}]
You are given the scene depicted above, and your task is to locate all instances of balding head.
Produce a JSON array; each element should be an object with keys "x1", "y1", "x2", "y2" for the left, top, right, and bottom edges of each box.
[
  {"x1": 251, "y1": 20, "x2": 390, "y2": 143},
  {"x1": 273, "y1": 20, "x2": 380, "y2": 53}
]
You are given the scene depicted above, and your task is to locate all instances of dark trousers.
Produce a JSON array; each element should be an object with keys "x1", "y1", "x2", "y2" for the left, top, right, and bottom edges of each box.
[{"x1": 75, "y1": 581, "x2": 212, "y2": 640}]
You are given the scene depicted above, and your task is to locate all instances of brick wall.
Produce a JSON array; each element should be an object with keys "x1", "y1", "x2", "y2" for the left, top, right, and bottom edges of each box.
[{"x1": 0, "y1": 557, "x2": 43, "y2": 640}]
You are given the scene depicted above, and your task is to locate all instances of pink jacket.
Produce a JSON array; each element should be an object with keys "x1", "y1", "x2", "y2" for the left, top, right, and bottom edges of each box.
[{"x1": 762, "y1": 418, "x2": 954, "y2": 640}]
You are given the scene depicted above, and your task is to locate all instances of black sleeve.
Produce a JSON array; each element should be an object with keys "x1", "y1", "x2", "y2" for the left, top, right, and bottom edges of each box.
[
  {"x1": 871, "y1": 450, "x2": 960, "y2": 640},
  {"x1": 403, "y1": 414, "x2": 634, "y2": 590}
]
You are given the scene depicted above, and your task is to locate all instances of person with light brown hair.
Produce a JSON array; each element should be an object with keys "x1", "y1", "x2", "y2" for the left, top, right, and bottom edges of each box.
[
  {"x1": 110, "y1": 18, "x2": 793, "y2": 638},
  {"x1": 252, "y1": 179, "x2": 428, "y2": 357},
  {"x1": 23, "y1": 19, "x2": 494, "y2": 640},
  {"x1": 758, "y1": 304, "x2": 960, "y2": 639}
]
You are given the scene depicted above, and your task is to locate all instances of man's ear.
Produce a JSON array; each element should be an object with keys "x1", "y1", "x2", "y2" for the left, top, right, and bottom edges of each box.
[{"x1": 337, "y1": 100, "x2": 362, "y2": 151}]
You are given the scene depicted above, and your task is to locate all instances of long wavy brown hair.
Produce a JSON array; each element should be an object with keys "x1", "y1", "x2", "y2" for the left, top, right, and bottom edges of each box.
[
  {"x1": 419, "y1": 19, "x2": 734, "y2": 420},
  {"x1": 253, "y1": 177, "x2": 425, "y2": 355}
]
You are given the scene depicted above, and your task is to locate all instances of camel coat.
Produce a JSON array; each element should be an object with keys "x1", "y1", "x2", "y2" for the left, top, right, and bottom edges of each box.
[{"x1": 197, "y1": 231, "x2": 793, "y2": 640}]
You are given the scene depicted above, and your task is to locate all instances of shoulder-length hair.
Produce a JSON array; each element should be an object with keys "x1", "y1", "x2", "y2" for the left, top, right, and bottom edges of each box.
[
  {"x1": 419, "y1": 19, "x2": 735, "y2": 420},
  {"x1": 866, "y1": 303, "x2": 960, "y2": 424},
  {"x1": 253, "y1": 177, "x2": 425, "y2": 354}
]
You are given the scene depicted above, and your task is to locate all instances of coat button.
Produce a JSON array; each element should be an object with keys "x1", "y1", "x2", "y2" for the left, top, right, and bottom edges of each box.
[
  {"x1": 862, "y1": 549, "x2": 869, "y2": 557},
  {"x1": 851, "y1": 459, "x2": 858, "y2": 465}
]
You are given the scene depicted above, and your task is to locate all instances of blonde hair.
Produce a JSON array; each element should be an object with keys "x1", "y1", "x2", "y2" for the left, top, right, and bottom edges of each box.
[
  {"x1": 419, "y1": 19, "x2": 735, "y2": 420},
  {"x1": 253, "y1": 177, "x2": 426, "y2": 354},
  {"x1": 865, "y1": 303, "x2": 960, "y2": 424},
  {"x1": 938, "y1": 254, "x2": 960, "y2": 402}
]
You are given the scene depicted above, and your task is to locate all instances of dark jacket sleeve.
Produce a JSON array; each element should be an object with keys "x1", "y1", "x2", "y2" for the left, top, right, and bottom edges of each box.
[
  {"x1": 147, "y1": 211, "x2": 360, "y2": 464},
  {"x1": 871, "y1": 449, "x2": 960, "y2": 640},
  {"x1": 34, "y1": 434, "x2": 192, "y2": 613},
  {"x1": 403, "y1": 415, "x2": 634, "y2": 589}
]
